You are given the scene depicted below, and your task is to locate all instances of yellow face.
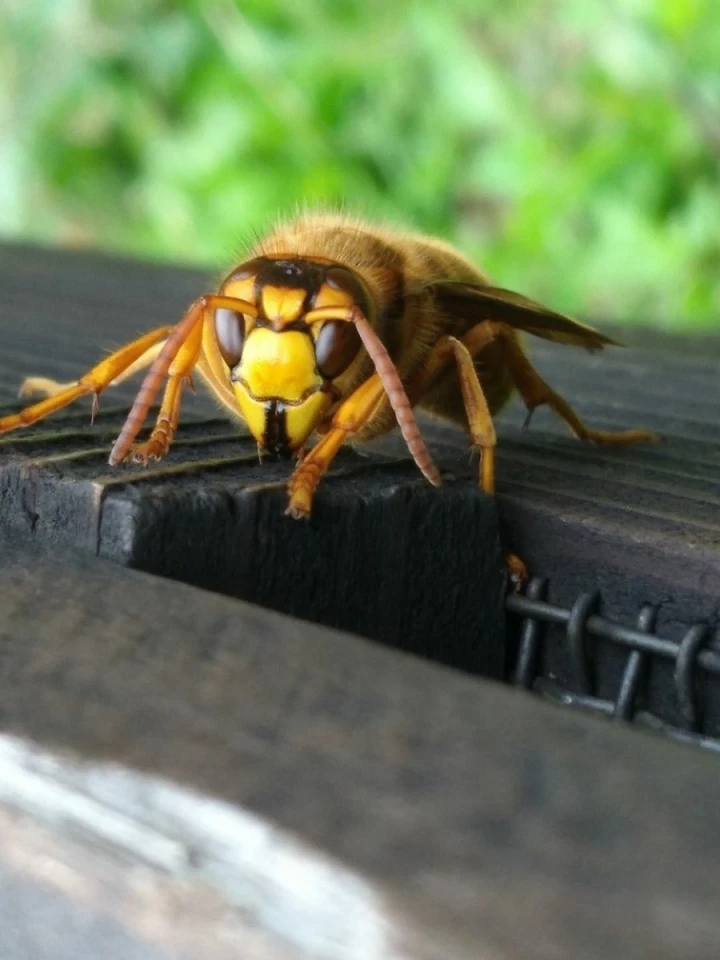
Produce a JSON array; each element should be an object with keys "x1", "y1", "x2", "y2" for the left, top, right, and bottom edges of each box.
[
  {"x1": 233, "y1": 327, "x2": 333, "y2": 454},
  {"x1": 213, "y1": 257, "x2": 369, "y2": 455}
]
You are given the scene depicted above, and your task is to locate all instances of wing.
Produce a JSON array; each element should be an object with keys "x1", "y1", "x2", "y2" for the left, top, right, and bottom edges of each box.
[{"x1": 429, "y1": 280, "x2": 619, "y2": 352}]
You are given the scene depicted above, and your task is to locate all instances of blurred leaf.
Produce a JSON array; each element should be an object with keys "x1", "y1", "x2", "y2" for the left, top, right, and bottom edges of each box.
[{"x1": 0, "y1": 0, "x2": 718, "y2": 329}]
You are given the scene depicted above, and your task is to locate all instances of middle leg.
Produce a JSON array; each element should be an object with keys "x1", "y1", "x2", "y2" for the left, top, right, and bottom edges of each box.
[
  {"x1": 18, "y1": 340, "x2": 168, "y2": 404},
  {"x1": 108, "y1": 293, "x2": 255, "y2": 465},
  {"x1": 0, "y1": 327, "x2": 173, "y2": 436},
  {"x1": 407, "y1": 324, "x2": 501, "y2": 492},
  {"x1": 409, "y1": 327, "x2": 528, "y2": 584}
]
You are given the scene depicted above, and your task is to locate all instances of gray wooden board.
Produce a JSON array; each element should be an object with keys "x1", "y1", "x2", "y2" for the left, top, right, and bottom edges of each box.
[{"x1": 1, "y1": 540, "x2": 720, "y2": 959}]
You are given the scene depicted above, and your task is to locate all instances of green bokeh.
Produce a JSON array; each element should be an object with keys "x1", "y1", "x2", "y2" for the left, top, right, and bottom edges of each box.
[{"x1": 1, "y1": 0, "x2": 719, "y2": 329}]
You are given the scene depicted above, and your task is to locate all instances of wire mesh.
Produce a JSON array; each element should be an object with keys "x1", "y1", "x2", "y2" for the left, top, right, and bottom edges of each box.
[{"x1": 506, "y1": 579, "x2": 720, "y2": 754}]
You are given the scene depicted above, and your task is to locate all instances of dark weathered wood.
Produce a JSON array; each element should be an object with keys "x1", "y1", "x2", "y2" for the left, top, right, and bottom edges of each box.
[
  {"x1": 1, "y1": 541, "x2": 720, "y2": 959},
  {"x1": 0, "y1": 441, "x2": 506, "y2": 677}
]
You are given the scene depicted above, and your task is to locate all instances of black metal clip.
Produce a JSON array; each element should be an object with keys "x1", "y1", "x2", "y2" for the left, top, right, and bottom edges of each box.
[
  {"x1": 566, "y1": 592, "x2": 599, "y2": 696},
  {"x1": 513, "y1": 577, "x2": 548, "y2": 690},
  {"x1": 675, "y1": 624, "x2": 711, "y2": 732},
  {"x1": 614, "y1": 605, "x2": 656, "y2": 722}
]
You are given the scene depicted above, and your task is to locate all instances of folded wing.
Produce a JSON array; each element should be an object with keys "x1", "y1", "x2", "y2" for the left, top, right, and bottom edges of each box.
[{"x1": 429, "y1": 280, "x2": 619, "y2": 352}]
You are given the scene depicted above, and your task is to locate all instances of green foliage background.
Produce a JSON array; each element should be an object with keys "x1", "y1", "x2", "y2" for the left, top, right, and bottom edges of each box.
[{"x1": 1, "y1": 0, "x2": 719, "y2": 329}]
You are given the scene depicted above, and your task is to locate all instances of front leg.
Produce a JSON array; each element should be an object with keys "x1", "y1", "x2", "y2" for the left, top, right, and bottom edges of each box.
[
  {"x1": 125, "y1": 373, "x2": 185, "y2": 463},
  {"x1": 108, "y1": 293, "x2": 255, "y2": 465},
  {"x1": 286, "y1": 374, "x2": 387, "y2": 518}
]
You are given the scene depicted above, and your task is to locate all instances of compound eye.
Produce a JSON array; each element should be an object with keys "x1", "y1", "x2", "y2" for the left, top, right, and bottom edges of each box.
[
  {"x1": 325, "y1": 266, "x2": 370, "y2": 313},
  {"x1": 315, "y1": 321, "x2": 361, "y2": 380},
  {"x1": 215, "y1": 308, "x2": 246, "y2": 368},
  {"x1": 225, "y1": 257, "x2": 266, "y2": 284}
]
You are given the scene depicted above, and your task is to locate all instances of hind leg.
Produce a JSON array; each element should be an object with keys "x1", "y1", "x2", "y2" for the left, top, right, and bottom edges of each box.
[{"x1": 490, "y1": 323, "x2": 659, "y2": 444}]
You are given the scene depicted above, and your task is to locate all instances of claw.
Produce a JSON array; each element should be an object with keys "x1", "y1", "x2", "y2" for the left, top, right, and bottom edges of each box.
[
  {"x1": 285, "y1": 502, "x2": 311, "y2": 520},
  {"x1": 286, "y1": 481, "x2": 313, "y2": 519},
  {"x1": 18, "y1": 376, "x2": 73, "y2": 400},
  {"x1": 506, "y1": 552, "x2": 528, "y2": 592},
  {"x1": 125, "y1": 439, "x2": 167, "y2": 464}
]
